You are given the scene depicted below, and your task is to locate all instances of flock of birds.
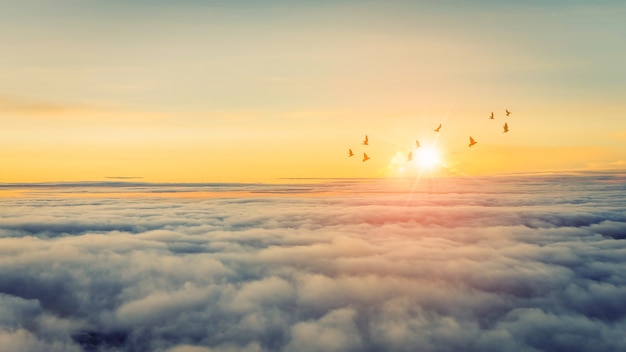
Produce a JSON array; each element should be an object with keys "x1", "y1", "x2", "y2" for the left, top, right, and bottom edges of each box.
[
  {"x1": 348, "y1": 109, "x2": 512, "y2": 162},
  {"x1": 347, "y1": 135, "x2": 371, "y2": 161}
]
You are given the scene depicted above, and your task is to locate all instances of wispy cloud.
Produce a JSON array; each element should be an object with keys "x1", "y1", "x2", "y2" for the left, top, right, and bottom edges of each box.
[
  {"x1": 1, "y1": 173, "x2": 625, "y2": 351},
  {"x1": 0, "y1": 96, "x2": 101, "y2": 115},
  {"x1": 105, "y1": 176, "x2": 144, "y2": 180}
]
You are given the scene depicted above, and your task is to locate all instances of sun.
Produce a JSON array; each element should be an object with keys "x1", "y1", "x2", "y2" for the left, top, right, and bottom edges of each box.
[
  {"x1": 387, "y1": 144, "x2": 444, "y2": 177},
  {"x1": 415, "y1": 146, "x2": 442, "y2": 170}
]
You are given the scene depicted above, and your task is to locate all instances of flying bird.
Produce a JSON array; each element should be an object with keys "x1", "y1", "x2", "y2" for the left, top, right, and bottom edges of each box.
[
  {"x1": 363, "y1": 153, "x2": 370, "y2": 162},
  {"x1": 434, "y1": 124, "x2": 442, "y2": 132},
  {"x1": 362, "y1": 135, "x2": 369, "y2": 146},
  {"x1": 503, "y1": 122, "x2": 509, "y2": 133},
  {"x1": 506, "y1": 109, "x2": 511, "y2": 116},
  {"x1": 489, "y1": 112, "x2": 494, "y2": 120},
  {"x1": 348, "y1": 149, "x2": 354, "y2": 157},
  {"x1": 469, "y1": 136, "x2": 477, "y2": 147},
  {"x1": 416, "y1": 140, "x2": 421, "y2": 148},
  {"x1": 408, "y1": 151, "x2": 413, "y2": 161}
]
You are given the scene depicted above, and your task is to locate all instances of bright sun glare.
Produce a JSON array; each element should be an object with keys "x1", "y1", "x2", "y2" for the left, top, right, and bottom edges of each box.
[
  {"x1": 390, "y1": 144, "x2": 443, "y2": 176},
  {"x1": 415, "y1": 146, "x2": 441, "y2": 170}
]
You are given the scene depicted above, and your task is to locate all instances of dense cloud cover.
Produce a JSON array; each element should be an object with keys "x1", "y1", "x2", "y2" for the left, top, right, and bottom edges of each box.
[{"x1": 1, "y1": 172, "x2": 626, "y2": 351}]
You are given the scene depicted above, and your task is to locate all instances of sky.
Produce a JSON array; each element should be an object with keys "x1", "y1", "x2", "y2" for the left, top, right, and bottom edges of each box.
[
  {"x1": 3, "y1": 4, "x2": 625, "y2": 350},
  {"x1": 1, "y1": 172, "x2": 625, "y2": 351},
  {"x1": 1, "y1": 0, "x2": 626, "y2": 182}
]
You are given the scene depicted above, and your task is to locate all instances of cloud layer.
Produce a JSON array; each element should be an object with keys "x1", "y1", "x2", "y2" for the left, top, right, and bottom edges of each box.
[{"x1": 1, "y1": 172, "x2": 626, "y2": 351}]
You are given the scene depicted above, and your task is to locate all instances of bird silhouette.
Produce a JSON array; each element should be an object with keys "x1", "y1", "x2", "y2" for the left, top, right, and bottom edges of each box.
[
  {"x1": 434, "y1": 124, "x2": 442, "y2": 132},
  {"x1": 362, "y1": 135, "x2": 369, "y2": 145},
  {"x1": 348, "y1": 149, "x2": 354, "y2": 157},
  {"x1": 363, "y1": 153, "x2": 370, "y2": 162},
  {"x1": 503, "y1": 123, "x2": 509, "y2": 133},
  {"x1": 506, "y1": 109, "x2": 511, "y2": 116},
  {"x1": 416, "y1": 140, "x2": 421, "y2": 148},
  {"x1": 489, "y1": 112, "x2": 494, "y2": 120},
  {"x1": 469, "y1": 136, "x2": 477, "y2": 147},
  {"x1": 407, "y1": 151, "x2": 413, "y2": 161}
]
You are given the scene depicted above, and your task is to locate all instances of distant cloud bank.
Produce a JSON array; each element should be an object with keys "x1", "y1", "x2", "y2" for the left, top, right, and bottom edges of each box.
[
  {"x1": 1, "y1": 172, "x2": 626, "y2": 351},
  {"x1": 105, "y1": 176, "x2": 144, "y2": 180}
]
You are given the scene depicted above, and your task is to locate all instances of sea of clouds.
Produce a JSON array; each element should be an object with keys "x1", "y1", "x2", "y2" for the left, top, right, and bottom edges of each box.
[{"x1": 1, "y1": 172, "x2": 626, "y2": 352}]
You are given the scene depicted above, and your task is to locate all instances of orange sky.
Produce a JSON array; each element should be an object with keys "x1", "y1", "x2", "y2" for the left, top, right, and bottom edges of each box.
[{"x1": 1, "y1": 1, "x2": 625, "y2": 182}]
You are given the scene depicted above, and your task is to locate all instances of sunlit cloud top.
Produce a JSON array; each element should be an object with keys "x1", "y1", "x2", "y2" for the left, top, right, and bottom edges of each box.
[{"x1": 1, "y1": 171, "x2": 626, "y2": 351}]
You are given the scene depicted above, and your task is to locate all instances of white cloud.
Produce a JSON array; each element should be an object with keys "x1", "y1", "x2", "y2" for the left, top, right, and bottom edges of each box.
[
  {"x1": 284, "y1": 308, "x2": 363, "y2": 352},
  {"x1": 1, "y1": 173, "x2": 625, "y2": 351}
]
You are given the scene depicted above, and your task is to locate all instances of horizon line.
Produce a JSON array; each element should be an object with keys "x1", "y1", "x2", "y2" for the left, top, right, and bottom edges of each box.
[{"x1": 0, "y1": 168, "x2": 624, "y2": 187}]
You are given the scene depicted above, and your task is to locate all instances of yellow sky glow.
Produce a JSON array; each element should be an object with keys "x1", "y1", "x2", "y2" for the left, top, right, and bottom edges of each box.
[{"x1": 1, "y1": 2, "x2": 625, "y2": 182}]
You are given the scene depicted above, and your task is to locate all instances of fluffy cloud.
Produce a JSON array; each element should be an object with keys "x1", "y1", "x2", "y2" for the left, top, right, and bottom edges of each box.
[{"x1": 1, "y1": 172, "x2": 625, "y2": 351}]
